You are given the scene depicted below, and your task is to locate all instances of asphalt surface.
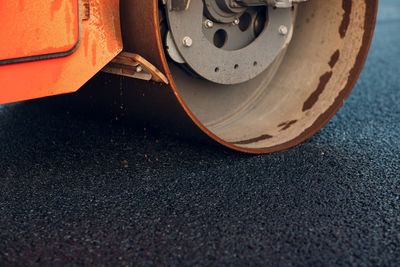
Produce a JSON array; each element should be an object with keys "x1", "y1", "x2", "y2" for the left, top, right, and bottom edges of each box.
[{"x1": 1, "y1": 1, "x2": 399, "y2": 266}]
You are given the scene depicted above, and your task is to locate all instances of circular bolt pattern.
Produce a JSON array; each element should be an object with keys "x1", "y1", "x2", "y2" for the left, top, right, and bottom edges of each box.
[
  {"x1": 182, "y1": 36, "x2": 193, "y2": 47},
  {"x1": 166, "y1": 0, "x2": 294, "y2": 84}
]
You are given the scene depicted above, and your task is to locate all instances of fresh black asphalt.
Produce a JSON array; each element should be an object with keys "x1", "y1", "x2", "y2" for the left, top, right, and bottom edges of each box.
[{"x1": 0, "y1": 0, "x2": 399, "y2": 265}]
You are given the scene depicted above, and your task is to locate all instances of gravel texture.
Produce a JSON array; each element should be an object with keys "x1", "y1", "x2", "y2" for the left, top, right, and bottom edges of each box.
[{"x1": 0, "y1": 0, "x2": 399, "y2": 265}]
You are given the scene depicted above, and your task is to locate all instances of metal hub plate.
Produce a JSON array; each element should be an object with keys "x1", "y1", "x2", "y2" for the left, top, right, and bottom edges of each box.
[{"x1": 165, "y1": 0, "x2": 293, "y2": 85}]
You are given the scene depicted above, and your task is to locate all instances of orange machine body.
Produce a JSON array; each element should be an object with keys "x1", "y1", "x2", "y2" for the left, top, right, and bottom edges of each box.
[{"x1": 0, "y1": 0, "x2": 123, "y2": 104}]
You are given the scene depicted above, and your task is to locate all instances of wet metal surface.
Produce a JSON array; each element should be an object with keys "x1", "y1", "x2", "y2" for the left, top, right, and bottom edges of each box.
[{"x1": 0, "y1": 0, "x2": 399, "y2": 265}]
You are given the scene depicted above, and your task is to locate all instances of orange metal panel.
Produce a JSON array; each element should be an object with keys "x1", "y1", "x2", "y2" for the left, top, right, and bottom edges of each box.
[
  {"x1": 0, "y1": 0, "x2": 80, "y2": 63},
  {"x1": 0, "y1": 0, "x2": 122, "y2": 105}
]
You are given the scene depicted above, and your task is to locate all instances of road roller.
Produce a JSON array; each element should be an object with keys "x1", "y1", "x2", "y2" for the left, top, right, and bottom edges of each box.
[{"x1": 0, "y1": 0, "x2": 378, "y2": 153}]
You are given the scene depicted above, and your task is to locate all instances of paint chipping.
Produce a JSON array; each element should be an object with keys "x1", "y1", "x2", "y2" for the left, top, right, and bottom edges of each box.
[
  {"x1": 329, "y1": 50, "x2": 340, "y2": 68},
  {"x1": 253, "y1": 0, "x2": 377, "y2": 153},
  {"x1": 279, "y1": 120, "x2": 298, "y2": 131},
  {"x1": 339, "y1": 0, "x2": 352, "y2": 38},
  {"x1": 232, "y1": 134, "x2": 273, "y2": 145},
  {"x1": 303, "y1": 71, "x2": 333, "y2": 112}
]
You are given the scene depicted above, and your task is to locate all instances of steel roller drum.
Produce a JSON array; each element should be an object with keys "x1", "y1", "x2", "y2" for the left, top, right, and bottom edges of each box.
[{"x1": 111, "y1": 0, "x2": 378, "y2": 153}]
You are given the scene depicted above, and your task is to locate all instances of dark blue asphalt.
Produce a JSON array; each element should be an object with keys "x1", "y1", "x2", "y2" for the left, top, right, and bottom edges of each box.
[{"x1": 1, "y1": 1, "x2": 399, "y2": 265}]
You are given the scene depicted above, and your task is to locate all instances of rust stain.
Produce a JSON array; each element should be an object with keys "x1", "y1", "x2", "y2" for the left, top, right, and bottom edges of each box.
[
  {"x1": 107, "y1": 7, "x2": 122, "y2": 54},
  {"x1": 83, "y1": 29, "x2": 89, "y2": 57},
  {"x1": 279, "y1": 120, "x2": 298, "y2": 131},
  {"x1": 302, "y1": 71, "x2": 333, "y2": 112},
  {"x1": 0, "y1": 0, "x2": 122, "y2": 105},
  {"x1": 49, "y1": 60, "x2": 65, "y2": 84},
  {"x1": 65, "y1": 1, "x2": 71, "y2": 39},
  {"x1": 232, "y1": 134, "x2": 273, "y2": 145},
  {"x1": 255, "y1": 0, "x2": 378, "y2": 153},
  {"x1": 51, "y1": 0, "x2": 63, "y2": 20},
  {"x1": 329, "y1": 50, "x2": 340, "y2": 68},
  {"x1": 92, "y1": 41, "x2": 97, "y2": 66},
  {"x1": 339, "y1": 0, "x2": 352, "y2": 38}
]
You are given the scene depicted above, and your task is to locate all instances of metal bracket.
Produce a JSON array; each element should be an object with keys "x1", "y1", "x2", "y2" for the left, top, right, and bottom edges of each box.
[
  {"x1": 234, "y1": 0, "x2": 307, "y2": 8},
  {"x1": 102, "y1": 52, "x2": 169, "y2": 84},
  {"x1": 170, "y1": 0, "x2": 191, "y2": 11}
]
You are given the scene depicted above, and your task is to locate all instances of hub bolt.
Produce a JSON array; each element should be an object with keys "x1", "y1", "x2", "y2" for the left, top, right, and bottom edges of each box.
[
  {"x1": 204, "y1": 19, "x2": 214, "y2": 29},
  {"x1": 232, "y1": 18, "x2": 240, "y2": 25},
  {"x1": 182, "y1": 36, "x2": 193, "y2": 47},
  {"x1": 135, "y1": 64, "x2": 143, "y2": 73},
  {"x1": 279, "y1": 25, "x2": 288, "y2": 35}
]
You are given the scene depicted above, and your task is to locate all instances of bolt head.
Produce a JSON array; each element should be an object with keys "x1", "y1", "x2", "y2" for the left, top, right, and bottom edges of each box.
[
  {"x1": 135, "y1": 65, "x2": 143, "y2": 73},
  {"x1": 232, "y1": 18, "x2": 240, "y2": 25},
  {"x1": 182, "y1": 36, "x2": 193, "y2": 47},
  {"x1": 204, "y1": 20, "x2": 214, "y2": 29},
  {"x1": 279, "y1": 25, "x2": 288, "y2": 35}
]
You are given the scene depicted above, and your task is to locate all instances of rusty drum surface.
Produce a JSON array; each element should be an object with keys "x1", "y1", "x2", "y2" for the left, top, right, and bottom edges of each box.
[{"x1": 120, "y1": 0, "x2": 378, "y2": 153}]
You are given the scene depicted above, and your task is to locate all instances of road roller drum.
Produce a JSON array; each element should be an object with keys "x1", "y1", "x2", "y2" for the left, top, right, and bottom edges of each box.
[{"x1": 0, "y1": 0, "x2": 378, "y2": 153}]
